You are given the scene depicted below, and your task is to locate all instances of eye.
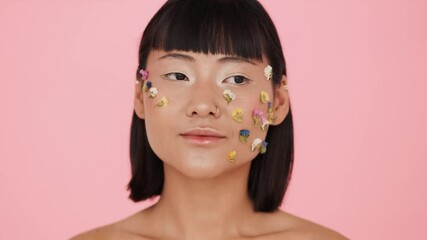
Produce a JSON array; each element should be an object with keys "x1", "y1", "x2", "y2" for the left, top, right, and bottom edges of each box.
[
  {"x1": 224, "y1": 75, "x2": 251, "y2": 85},
  {"x1": 163, "y1": 72, "x2": 189, "y2": 81}
]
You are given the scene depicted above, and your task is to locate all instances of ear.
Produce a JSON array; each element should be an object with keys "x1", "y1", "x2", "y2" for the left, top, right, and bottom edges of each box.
[
  {"x1": 271, "y1": 75, "x2": 290, "y2": 125},
  {"x1": 134, "y1": 80, "x2": 145, "y2": 119}
]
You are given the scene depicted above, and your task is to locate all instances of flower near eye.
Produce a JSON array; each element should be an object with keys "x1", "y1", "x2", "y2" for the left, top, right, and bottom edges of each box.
[
  {"x1": 223, "y1": 89, "x2": 236, "y2": 104},
  {"x1": 139, "y1": 69, "x2": 149, "y2": 80},
  {"x1": 264, "y1": 65, "x2": 273, "y2": 80}
]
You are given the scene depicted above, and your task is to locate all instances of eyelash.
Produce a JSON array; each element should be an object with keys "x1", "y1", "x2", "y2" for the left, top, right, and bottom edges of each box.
[
  {"x1": 162, "y1": 72, "x2": 251, "y2": 85},
  {"x1": 223, "y1": 75, "x2": 251, "y2": 85},
  {"x1": 162, "y1": 72, "x2": 189, "y2": 81}
]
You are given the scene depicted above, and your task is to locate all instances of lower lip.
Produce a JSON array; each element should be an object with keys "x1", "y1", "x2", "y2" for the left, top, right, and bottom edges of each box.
[{"x1": 181, "y1": 135, "x2": 225, "y2": 145}]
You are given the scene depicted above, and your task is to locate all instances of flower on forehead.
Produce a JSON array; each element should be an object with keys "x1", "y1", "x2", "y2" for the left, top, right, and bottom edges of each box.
[
  {"x1": 149, "y1": 87, "x2": 158, "y2": 98},
  {"x1": 260, "y1": 91, "x2": 270, "y2": 103},
  {"x1": 264, "y1": 65, "x2": 273, "y2": 80},
  {"x1": 139, "y1": 69, "x2": 149, "y2": 80},
  {"x1": 223, "y1": 89, "x2": 236, "y2": 104},
  {"x1": 251, "y1": 138, "x2": 262, "y2": 151}
]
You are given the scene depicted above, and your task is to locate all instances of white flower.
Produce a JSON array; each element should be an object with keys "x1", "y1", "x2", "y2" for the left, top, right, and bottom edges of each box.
[
  {"x1": 261, "y1": 119, "x2": 270, "y2": 131},
  {"x1": 222, "y1": 89, "x2": 236, "y2": 103},
  {"x1": 264, "y1": 65, "x2": 273, "y2": 80},
  {"x1": 149, "y1": 87, "x2": 158, "y2": 98},
  {"x1": 251, "y1": 138, "x2": 262, "y2": 151}
]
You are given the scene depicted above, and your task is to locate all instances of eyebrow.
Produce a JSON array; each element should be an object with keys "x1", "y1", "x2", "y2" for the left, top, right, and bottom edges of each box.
[
  {"x1": 158, "y1": 53, "x2": 257, "y2": 65},
  {"x1": 217, "y1": 56, "x2": 257, "y2": 65},
  {"x1": 158, "y1": 53, "x2": 195, "y2": 62}
]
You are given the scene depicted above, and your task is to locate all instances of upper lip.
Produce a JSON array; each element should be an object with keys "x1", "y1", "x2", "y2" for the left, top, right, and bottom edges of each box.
[{"x1": 180, "y1": 127, "x2": 226, "y2": 138}]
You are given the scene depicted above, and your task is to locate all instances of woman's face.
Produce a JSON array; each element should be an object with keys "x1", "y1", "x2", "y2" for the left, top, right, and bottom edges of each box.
[{"x1": 135, "y1": 50, "x2": 287, "y2": 179}]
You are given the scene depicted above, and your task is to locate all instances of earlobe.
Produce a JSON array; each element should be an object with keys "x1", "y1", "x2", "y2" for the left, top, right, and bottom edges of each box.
[
  {"x1": 134, "y1": 80, "x2": 145, "y2": 119},
  {"x1": 271, "y1": 75, "x2": 290, "y2": 125}
]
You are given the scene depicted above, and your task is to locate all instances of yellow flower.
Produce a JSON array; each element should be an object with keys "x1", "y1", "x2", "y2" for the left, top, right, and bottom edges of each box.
[
  {"x1": 260, "y1": 91, "x2": 270, "y2": 103},
  {"x1": 231, "y1": 108, "x2": 244, "y2": 123},
  {"x1": 228, "y1": 150, "x2": 237, "y2": 163},
  {"x1": 156, "y1": 96, "x2": 169, "y2": 107}
]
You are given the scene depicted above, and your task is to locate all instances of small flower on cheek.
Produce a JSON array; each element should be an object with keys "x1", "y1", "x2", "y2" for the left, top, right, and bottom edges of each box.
[
  {"x1": 232, "y1": 108, "x2": 244, "y2": 123},
  {"x1": 261, "y1": 118, "x2": 270, "y2": 131},
  {"x1": 228, "y1": 150, "x2": 237, "y2": 163},
  {"x1": 155, "y1": 96, "x2": 169, "y2": 107},
  {"x1": 139, "y1": 69, "x2": 149, "y2": 80},
  {"x1": 252, "y1": 109, "x2": 261, "y2": 125},
  {"x1": 223, "y1": 89, "x2": 236, "y2": 104},
  {"x1": 267, "y1": 101, "x2": 277, "y2": 124},
  {"x1": 259, "y1": 141, "x2": 268, "y2": 154},
  {"x1": 239, "y1": 129, "x2": 250, "y2": 143},
  {"x1": 149, "y1": 87, "x2": 158, "y2": 98},
  {"x1": 143, "y1": 81, "x2": 152, "y2": 92},
  {"x1": 251, "y1": 138, "x2": 262, "y2": 151},
  {"x1": 252, "y1": 109, "x2": 269, "y2": 131},
  {"x1": 260, "y1": 91, "x2": 270, "y2": 103}
]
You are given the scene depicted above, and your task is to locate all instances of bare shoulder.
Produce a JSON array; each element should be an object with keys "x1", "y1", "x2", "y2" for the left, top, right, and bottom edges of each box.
[
  {"x1": 70, "y1": 214, "x2": 151, "y2": 240},
  {"x1": 272, "y1": 211, "x2": 349, "y2": 240},
  {"x1": 69, "y1": 223, "x2": 119, "y2": 240}
]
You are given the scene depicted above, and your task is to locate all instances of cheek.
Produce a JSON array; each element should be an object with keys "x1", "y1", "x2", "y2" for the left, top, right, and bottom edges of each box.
[{"x1": 226, "y1": 88, "x2": 273, "y2": 161}]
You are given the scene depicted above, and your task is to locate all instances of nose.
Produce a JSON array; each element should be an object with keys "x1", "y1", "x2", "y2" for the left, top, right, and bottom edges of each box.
[{"x1": 185, "y1": 81, "x2": 221, "y2": 118}]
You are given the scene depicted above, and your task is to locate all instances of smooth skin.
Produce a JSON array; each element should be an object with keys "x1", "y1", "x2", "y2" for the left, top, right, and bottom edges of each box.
[{"x1": 71, "y1": 50, "x2": 348, "y2": 240}]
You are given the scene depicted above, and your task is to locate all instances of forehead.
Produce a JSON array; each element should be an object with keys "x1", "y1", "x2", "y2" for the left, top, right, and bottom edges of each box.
[{"x1": 147, "y1": 50, "x2": 267, "y2": 66}]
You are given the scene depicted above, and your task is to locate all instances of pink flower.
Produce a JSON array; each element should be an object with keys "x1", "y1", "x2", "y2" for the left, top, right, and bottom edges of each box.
[{"x1": 139, "y1": 69, "x2": 149, "y2": 80}]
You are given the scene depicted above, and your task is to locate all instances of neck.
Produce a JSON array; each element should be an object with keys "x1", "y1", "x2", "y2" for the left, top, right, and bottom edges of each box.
[{"x1": 148, "y1": 162, "x2": 256, "y2": 239}]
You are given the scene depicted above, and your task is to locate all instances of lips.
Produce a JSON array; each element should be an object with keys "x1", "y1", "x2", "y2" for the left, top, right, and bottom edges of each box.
[{"x1": 180, "y1": 128, "x2": 226, "y2": 145}]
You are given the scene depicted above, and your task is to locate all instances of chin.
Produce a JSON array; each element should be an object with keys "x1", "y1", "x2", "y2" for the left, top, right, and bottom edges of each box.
[
  {"x1": 162, "y1": 154, "x2": 232, "y2": 179},
  {"x1": 179, "y1": 159, "x2": 228, "y2": 179}
]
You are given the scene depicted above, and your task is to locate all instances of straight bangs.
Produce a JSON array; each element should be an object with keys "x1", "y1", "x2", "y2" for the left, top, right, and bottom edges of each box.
[{"x1": 138, "y1": 0, "x2": 270, "y2": 70}]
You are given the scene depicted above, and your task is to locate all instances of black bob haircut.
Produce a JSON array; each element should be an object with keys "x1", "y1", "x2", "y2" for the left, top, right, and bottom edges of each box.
[{"x1": 128, "y1": 0, "x2": 294, "y2": 212}]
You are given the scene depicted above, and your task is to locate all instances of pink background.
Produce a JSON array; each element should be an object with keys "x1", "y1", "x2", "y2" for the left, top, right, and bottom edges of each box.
[{"x1": 1, "y1": 0, "x2": 426, "y2": 239}]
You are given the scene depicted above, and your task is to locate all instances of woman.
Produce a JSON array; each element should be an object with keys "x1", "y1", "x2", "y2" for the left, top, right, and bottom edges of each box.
[{"x1": 72, "y1": 0, "x2": 348, "y2": 239}]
